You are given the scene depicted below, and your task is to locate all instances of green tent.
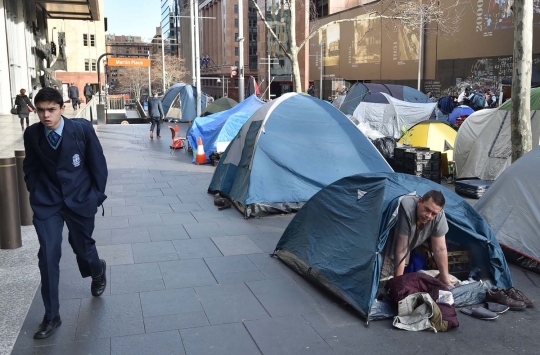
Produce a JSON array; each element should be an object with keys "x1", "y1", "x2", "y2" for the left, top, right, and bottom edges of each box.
[
  {"x1": 499, "y1": 87, "x2": 540, "y2": 111},
  {"x1": 201, "y1": 97, "x2": 238, "y2": 116}
]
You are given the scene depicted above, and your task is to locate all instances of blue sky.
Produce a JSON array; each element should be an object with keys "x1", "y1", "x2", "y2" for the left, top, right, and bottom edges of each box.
[{"x1": 104, "y1": 0, "x2": 161, "y2": 41}]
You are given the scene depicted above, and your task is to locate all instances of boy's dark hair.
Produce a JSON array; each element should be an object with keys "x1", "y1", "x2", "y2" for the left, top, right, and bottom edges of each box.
[
  {"x1": 34, "y1": 87, "x2": 64, "y2": 106},
  {"x1": 422, "y1": 190, "x2": 445, "y2": 208}
]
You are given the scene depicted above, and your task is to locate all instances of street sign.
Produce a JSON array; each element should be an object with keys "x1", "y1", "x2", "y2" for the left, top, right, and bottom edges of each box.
[
  {"x1": 107, "y1": 57, "x2": 150, "y2": 67},
  {"x1": 230, "y1": 66, "x2": 238, "y2": 78}
]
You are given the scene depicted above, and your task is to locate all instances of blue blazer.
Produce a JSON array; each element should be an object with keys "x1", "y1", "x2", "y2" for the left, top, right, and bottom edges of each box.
[{"x1": 23, "y1": 118, "x2": 108, "y2": 220}]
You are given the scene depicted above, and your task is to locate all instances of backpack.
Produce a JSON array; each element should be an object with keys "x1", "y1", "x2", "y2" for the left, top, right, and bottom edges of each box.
[
  {"x1": 70, "y1": 118, "x2": 92, "y2": 159},
  {"x1": 471, "y1": 94, "x2": 486, "y2": 110}
]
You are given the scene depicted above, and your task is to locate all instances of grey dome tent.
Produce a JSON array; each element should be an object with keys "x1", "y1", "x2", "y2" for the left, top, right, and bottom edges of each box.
[
  {"x1": 161, "y1": 83, "x2": 208, "y2": 122},
  {"x1": 340, "y1": 83, "x2": 429, "y2": 116},
  {"x1": 475, "y1": 146, "x2": 540, "y2": 273},
  {"x1": 208, "y1": 93, "x2": 393, "y2": 217},
  {"x1": 275, "y1": 172, "x2": 512, "y2": 320}
]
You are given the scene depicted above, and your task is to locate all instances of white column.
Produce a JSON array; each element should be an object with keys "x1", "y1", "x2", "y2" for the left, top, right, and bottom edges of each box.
[
  {"x1": 194, "y1": 0, "x2": 201, "y2": 116},
  {"x1": 238, "y1": 0, "x2": 244, "y2": 101}
]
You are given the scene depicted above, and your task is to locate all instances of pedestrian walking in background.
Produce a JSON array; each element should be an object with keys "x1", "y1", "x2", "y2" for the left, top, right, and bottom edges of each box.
[
  {"x1": 23, "y1": 87, "x2": 108, "y2": 339},
  {"x1": 307, "y1": 84, "x2": 315, "y2": 96},
  {"x1": 148, "y1": 92, "x2": 164, "y2": 139},
  {"x1": 83, "y1": 83, "x2": 94, "y2": 104},
  {"x1": 68, "y1": 82, "x2": 79, "y2": 112},
  {"x1": 31, "y1": 85, "x2": 41, "y2": 105},
  {"x1": 15, "y1": 88, "x2": 36, "y2": 131}
]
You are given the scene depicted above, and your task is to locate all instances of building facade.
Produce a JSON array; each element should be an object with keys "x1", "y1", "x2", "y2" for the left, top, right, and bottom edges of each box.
[
  {"x1": 105, "y1": 35, "x2": 151, "y2": 92},
  {"x1": 161, "y1": 0, "x2": 181, "y2": 56},
  {"x1": 0, "y1": 0, "x2": 101, "y2": 114},
  {"x1": 48, "y1": 0, "x2": 106, "y2": 101},
  {"x1": 308, "y1": 0, "x2": 540, "y2": 99}
]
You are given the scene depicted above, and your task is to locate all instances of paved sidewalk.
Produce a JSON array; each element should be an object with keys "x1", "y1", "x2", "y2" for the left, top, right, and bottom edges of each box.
[{"x1": 3, "y1": 121, "x2": 540, "y2": 354}]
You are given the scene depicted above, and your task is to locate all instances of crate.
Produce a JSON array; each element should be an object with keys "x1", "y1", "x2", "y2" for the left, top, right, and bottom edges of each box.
[
  {"x1": 403, "y1": 160, "x2": 441, "y2": 173},
  {"x1": 421, "y1": 171, "x2": 441, "y2": 183},
  {"x1": 421, "y1": 245, "x2": 472, "y2": 279},
  {"x1": 404, "y1": 150, "x2": 441, "y2": 161},
  {"x1": 394, "y1": 146, "x2": 429, "y2": 159}
]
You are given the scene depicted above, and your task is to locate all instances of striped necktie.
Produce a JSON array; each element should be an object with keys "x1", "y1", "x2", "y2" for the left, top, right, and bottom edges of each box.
[{"x1": 47, "y1": 131, "x2": 60, "y2": 148}]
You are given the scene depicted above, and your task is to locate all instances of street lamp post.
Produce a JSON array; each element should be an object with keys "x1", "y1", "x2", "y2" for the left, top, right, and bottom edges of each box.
[
  {"x1": 238, "y1": 0, "x2": 244, "y2": 102},
  {"x1": 147, "y1": 50, "x2": 152, "y2": 96},
  {"x1": 194, "y1": 0, "x2": 202, "y2": 116},
  {"x1": 161, "y1": 30, "x2": 166, "y2": 91}
]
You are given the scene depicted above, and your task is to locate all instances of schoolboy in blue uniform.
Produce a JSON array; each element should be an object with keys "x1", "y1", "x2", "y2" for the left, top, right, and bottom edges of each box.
[{"x1": 23, "y1": 87, "x2": 108, "y2": 339}]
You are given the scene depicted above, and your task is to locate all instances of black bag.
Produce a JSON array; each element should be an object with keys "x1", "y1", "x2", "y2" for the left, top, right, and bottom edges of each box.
[{"x1": 11, "y1": 106, "x2": 17, "y2": 115}]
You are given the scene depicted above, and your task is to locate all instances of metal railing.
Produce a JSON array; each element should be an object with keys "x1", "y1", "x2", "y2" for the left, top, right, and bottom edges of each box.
[
  {"x1": 76, "y1": 95, "x2": 96, "y2": 123},
  {"x1": 107, "y1": 97, "x2": 126, "y2": 110},
  {"x1": 135, "y1": 100, "x2": 147, "y2": 120}
]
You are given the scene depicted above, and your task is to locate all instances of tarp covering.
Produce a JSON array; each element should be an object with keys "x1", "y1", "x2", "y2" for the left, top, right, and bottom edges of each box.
[
  {"x1": 275, "y1": 172, "x2": 512, "y2": 320},
  {"x1": 161, "y1": 83, "x2": 207, "y2": 122},
  {"x1": 187, "y1": 95, "x2": 265, "y2": 162},
  {"x1": 208, "y1": 93, "x2": 393, "y2": 217},
  {"x1": 351, "y1": 93, "x2": 436, "y2": 140},
  {"x1": 340, "y1": 83, "x2": 428, "y2": 116},
  {"x1": 475, "y1": 146, "x2": 540, "y2": 271},
  {"x1": 201, "y1": 97, "x2": 238, "y2": 116},
  {"x1": 448, "y1": 105, "x2": 474, "y2": 125},
  {"x1": 455, "y1": 88, "x2": 540, "y2": 180},
  {"x1": 397, "y1": 121, "x2": 457, "y2": 160}
]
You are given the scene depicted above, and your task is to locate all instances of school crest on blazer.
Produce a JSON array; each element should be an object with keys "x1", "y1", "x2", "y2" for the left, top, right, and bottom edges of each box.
[{"x1": 72, "y1": 153, "x2": 81, "y2": 167}]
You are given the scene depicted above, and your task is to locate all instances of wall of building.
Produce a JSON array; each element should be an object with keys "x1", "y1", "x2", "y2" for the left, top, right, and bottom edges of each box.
[
  {"x1": 308, "y1": 0, "x2": 540, "y2": 97},
  {"x1": 47, "y1": 0, "x2": 106, "y2": 92}
]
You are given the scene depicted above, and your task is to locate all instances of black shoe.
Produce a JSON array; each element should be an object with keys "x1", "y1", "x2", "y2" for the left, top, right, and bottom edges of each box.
[
  {"x1": 91, "y1": 259, "x2": 107, "y2": 297},
  {"x1": 34, "y1": 315, "x2": 62, "y2": 339}
]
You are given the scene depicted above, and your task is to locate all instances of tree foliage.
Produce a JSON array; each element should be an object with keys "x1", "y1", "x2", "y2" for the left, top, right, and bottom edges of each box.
[{"x1": 151, "y1": 55, "x2": 190, "y2": 93}]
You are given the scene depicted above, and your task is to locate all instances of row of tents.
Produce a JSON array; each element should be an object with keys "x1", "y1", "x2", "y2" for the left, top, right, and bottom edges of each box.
[
  {"x1": 160, "y1": 86, "x2": 540, "y2": 322},
  {"x1": 194, "y1": 92, "x2": 514, "y2": 322}
]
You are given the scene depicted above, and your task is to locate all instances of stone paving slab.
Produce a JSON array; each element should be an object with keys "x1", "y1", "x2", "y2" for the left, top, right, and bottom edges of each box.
[{"x1": 2, "y1": 121, "x2": 539, "y2": 355}]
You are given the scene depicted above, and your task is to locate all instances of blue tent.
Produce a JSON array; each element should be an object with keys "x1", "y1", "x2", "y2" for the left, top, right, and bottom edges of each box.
[
  {"x1": 448, "y1": 105, "x2": 474, "y2": 124},
  {"x1": 187, "y1": 95, "x2": 265, "y2": 162},
  {"x1": 340, "y1": 83, "x2": 428, "y2": 116},
  {"x1": 208, "y1": 93, "x2": 393, "y2": 217},
  {"x1": 275, "y1": 172, "x2": 513, "y2": 320},
  {"x1": 161, "y1": 83, "x2": 207, "y2": 122}
]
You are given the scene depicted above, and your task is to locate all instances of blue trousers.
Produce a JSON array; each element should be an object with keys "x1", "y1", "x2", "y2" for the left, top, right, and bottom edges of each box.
[{"x1": 33, "y1": 205, "x2": 102, "y2": 320}]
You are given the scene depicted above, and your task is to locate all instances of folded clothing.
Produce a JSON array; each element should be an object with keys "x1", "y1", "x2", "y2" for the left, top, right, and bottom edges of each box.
[{"x1": 387, "y1": 272, "x2": 459, "y2": 329}]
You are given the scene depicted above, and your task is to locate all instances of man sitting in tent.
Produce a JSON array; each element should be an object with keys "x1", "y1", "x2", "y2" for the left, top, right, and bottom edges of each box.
[{"x1": 382, "y1": 190, "x2": 453, "y2": 286}]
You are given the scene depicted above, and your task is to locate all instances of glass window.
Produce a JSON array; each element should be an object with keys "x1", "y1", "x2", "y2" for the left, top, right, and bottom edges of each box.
[
  {"x1": 83, "y1": 34, "x2": 88, "y2": 46},
  {"x1": 234, "y1": 4, "x2": 238, "y2": 13},
  {"x1": 84, "y1": 59, "x2": 89, "y2": 71},
  {"x1": 91, "y1": 59, "x2": 96, "y2": 71},
  {"x1": 234, "y1": 47, "x2": 239, "y2": 56},
  {"x1": 90, "y1": 34, "x2": 95, "y2": 47},
  {"x1": 235, "y1": 33, "x2": 239, "y2": 41},
  {"x1": 234, "y1": 18, "x2": 238, "y2": 27}
]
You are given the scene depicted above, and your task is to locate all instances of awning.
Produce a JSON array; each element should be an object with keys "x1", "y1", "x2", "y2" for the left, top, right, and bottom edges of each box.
[{"x1": 36, "y1": 0, "x2": 100, "y2": 21}]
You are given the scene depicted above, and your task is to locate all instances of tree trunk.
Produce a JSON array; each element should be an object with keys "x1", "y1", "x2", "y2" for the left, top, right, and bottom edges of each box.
[
  {"x1": 511, "y1": 0, "x2": 533, "y2": 162},
  {"x1": 291, "y1": 48, "x2": 303, "y2": 93}
]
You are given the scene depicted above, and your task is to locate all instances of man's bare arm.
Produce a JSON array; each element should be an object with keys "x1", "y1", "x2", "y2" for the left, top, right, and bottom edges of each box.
[
  {"x1": 394, "y1": 232, "x2": 409, "y2": 277},
  {"x1": 431, "y1": 235, "x2": 452, "y2": 286}
]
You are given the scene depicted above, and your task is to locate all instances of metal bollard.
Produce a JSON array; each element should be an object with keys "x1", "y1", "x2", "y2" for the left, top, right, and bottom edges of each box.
[
  {"x1": 0, "y1": 157, "x2": 22, "y2": 249},
  {"x1": 15, "y1": 150, "x2": 33, "y2": 225},
  {"x1": 97, "y1": 104, "x2": 106, "y2": 125}
]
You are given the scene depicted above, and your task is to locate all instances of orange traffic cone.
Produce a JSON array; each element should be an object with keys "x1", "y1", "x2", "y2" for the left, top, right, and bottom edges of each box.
[
  {"x1": 174, "y1": 125, "x2": 179, "y2": 133},
  {"x1": 195, "y1": 137, "x2": 207, "y2": 164}
]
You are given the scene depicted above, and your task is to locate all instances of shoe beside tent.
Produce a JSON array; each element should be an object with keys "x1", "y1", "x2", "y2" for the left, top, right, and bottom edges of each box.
[
  {"x1": 351, "y1": 92, "x2": 436, "y2": 140},
  {"x1": 397, "y1": 121, "x2": 457, "y2": 160},
  {"x1": 340, "y1": 83, "x2": 429, "y2": 116},
  {"x1": 275, "y1": 172, "x2": 512, "y2": 320},
  {"x1": 208, "y1": 93, "x2": 393, "y2": 217},
  {"x1": 187, "y1": 95, "x2": 265, "y2": 162},
  {"x1": 201, "y1": 97, "x2": 238, "y2": 117},
  {"x1": 475, "y1": 146, "x2": 540, "y2": 273},
  {"x1": 455, "y1": 87, "x2": 540, "y2": 180},
  {"x1": 161, "y1": 83, "x2": 208, "y2": 122}
]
